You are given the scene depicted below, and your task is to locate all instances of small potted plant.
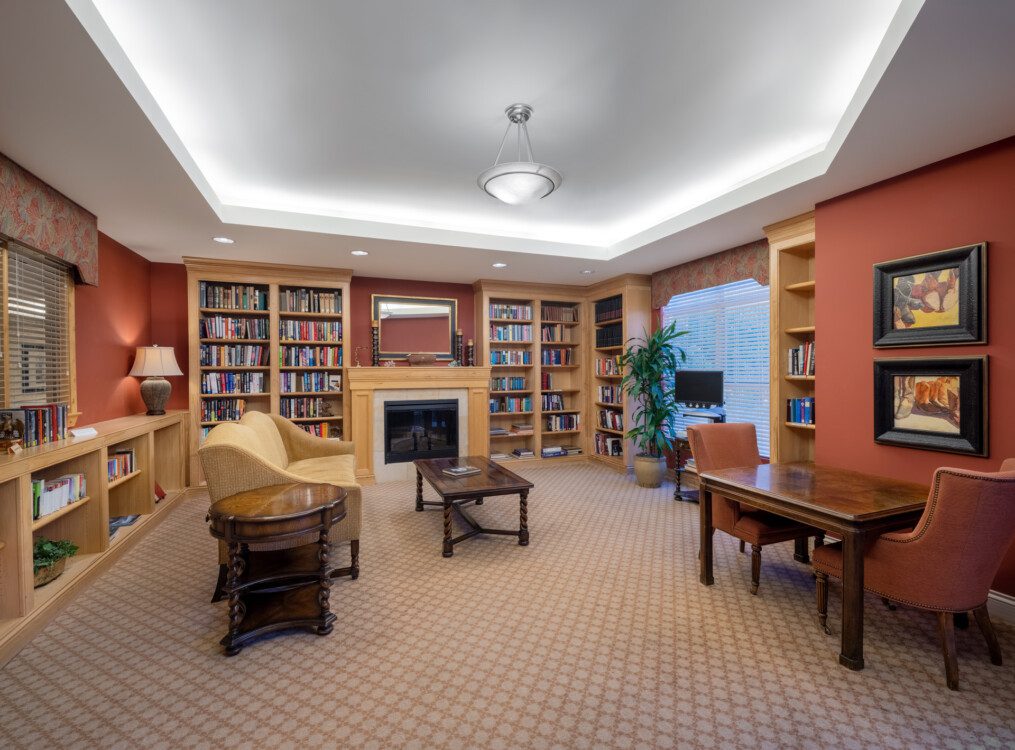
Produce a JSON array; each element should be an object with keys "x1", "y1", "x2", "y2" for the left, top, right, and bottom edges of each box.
[
  {"x1": 33, "y1": 537, "x2": 79, "y2": 588},
  {"x1": 620, "y1": 322, "x2": 688, "y2": 488}
]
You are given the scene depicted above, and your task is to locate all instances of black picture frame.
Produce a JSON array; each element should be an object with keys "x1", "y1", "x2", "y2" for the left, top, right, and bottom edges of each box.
[
  {"x1": 873, "y1": 356, "x2": 987, "y2": 456},
  {"x1": 872, "y1": 242, "x2": 986, "y2": 347}
]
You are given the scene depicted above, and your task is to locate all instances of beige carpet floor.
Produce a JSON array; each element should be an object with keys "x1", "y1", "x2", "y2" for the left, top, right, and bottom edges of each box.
[{"x1": 1, "y1": 463, "x2": 1013, "y2": 749}]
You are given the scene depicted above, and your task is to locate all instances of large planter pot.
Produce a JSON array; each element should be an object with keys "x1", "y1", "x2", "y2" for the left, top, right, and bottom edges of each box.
[
  {"x1": 33, "y1": 557, "x2": 67, "y2": 588},
  {"x1": 634, "y1": 454, "x2": 666, "y2": 488}
]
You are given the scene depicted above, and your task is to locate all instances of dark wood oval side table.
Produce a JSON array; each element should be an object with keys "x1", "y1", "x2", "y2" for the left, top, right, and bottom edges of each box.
[{"x1": 207, "y1": 483, "x2": 347, "y2": 656}]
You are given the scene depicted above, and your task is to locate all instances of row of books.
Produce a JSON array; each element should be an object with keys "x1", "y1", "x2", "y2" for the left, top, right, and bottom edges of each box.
[
  {"x1": 594, "y1": 295, "x2": 622, "y2": 322},
  {"x1": 541, "y1": 445, "x2": 582, "y2": 458},
  {"x1": 594, "y1": 433, "x2": 623, "y2": 457},
  {"x1": 108, "y1": 449, "x2": 136, "y2": 482},
  {"x1": 541, "y1": 305, "x2": 578, "y2": 323},
  {"x1": 786, "y1": 397, "x2": 816, "y2": 425},
  {"x1": 597, "y1": 385, "x2": 621, "y2": 404},
  {"x1": 512, "y1": 448, "x2": 535, "y2": 459},
  {"x1": 540, "y1": 323, "x2": 576, "y2": 343},
  {"x1": 545, "y1": 414, "x2": 580, "y2": 432},
  {"x1": 490, "y1": 396, "x2": 532, "y2": 414},
  {"x1": 541, "y1": 393, "x2": 570, "y2": 411},
  {"x1": 598, "y1": 409, "x2": 624, "y2": 431},
  {"x1": 297, "y1": 423, "x2": 342, "y2": 438},
  {"x1": 541, "y1": 348, "x2": 574, "y2": 366},
  {"x1": 489, "y1": 303, "x2": 532, "y2": 320},
  {"x1": 540, "y1": 372, "x2": 557, "y2": 390},
  {"x1": 491, "y1": 376, "x2": 527, "y2": 391},
  {"x1": 279, "y1": 397, "x2": 334, "y2": 419},
  {"x1": 491, "y1": 350, "x2": 531, "y2": 366},
  {"x1": 788, "y1": 342, "x2": 815, "y2": 376},
  {"x1": 281, "y1": 372, "x2": 342, "y2": 393},
  {"x1": 279, "y1": 289, "x2": 341, "y2": 314},
  {"x1": 202, "y1": 372, "x2": 266, "y2": 395},
  {"x1": 595, "y1": 356, "x2": 622, "y2": 377},
  {"x1": 199, "y1": 282, "x2": 268, "y2": 311},
  {"x1": 280, "y1": 320, "x2": 343, "y2": 342},
  {"x1": 32, "y1": 474, "x2": 86, "y2": 520},
  {"x1": 199, "y1": 344, "x2": 269, "y2": 367},
  {"x1": 200, "y1": 316, "x2": 269, "y2": 340},
  {"x1": 490, "y1": 422, "x2": 534, "y2": 438},
  {"x1": 279, "y1": 346, "x2": 342, "y2": 367},
  {"x1": 489, "y1": 324, "x2": 532, "y2": 342},
  {"x1": 0, "y1": 403, "x2": 69, "y2": 448},
  {"x1": 595, "y1": 322, "x2": 623, "y2": 348},
  {"x1": 201, "y1": 398, "x2": 246, "y2": 423}
]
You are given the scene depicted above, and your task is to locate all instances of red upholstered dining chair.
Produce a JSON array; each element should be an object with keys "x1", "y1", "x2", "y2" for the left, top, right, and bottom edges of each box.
[
  {"x1": 687, "y1": 423, "x2": 822, "y2": 594},
  {"x1": 813, "y1": 460, "x2": 1015, "y2": 690}
]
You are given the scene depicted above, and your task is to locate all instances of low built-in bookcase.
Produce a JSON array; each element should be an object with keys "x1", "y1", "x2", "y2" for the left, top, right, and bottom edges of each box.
[{"x1": 0, "y1": 412, "x2": 187, "y2": 666}]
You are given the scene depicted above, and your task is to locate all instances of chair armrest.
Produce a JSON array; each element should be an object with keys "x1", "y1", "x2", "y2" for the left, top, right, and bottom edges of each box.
[{"x1": 269, "y1": 414, "x2": 355, "y2": 461}]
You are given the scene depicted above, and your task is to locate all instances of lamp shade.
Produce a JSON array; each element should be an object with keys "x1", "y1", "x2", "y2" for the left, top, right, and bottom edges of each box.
[
  {"x1": 129, "y1": 346, "x2": 183, "y2": 377},
  {"x1": 478, "y1": 162, "x2": 562, "y2": 205}
]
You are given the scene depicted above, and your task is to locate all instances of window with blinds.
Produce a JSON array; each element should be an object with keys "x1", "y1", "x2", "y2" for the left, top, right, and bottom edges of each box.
[
  {"x1": 0, "y1": 240, "x2": 72, "y2": 408},
  {"x1": 661, "y1": 279, "x2": 771, "y2": 457}
]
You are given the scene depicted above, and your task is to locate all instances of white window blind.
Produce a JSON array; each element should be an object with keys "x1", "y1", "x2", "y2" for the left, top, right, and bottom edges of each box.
[
  {"x1": 1, "y1": 240, "x2": 72, "y2": 407},
  {"x1": 661, "y1": 279, "x2": 771, "y2": 457}
]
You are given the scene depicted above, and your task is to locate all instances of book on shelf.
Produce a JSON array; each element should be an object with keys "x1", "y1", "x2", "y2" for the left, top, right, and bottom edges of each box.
[
  {"x1": 597, "y1": 385, "x2": 620, "y2": 404},
  {"x1": 545, "y1": 414, "x2": 580, "y2": 432},
  {"x1": 541, "y1": 348, "x2": 573, "y2": 366},
  {"x1": 201, "y1": 398, "x2": 246, "y2": 423},
  {"x1": 490, "y1": 395, "x2": 532, "y2": 414},
  {"x1": 565, "y1": 447, "x2": 582, "y2": 456},
  {"x1": 297, "y1": 422, "x2": 343, "y2": 438},
  {"x1": 490, "y1": 452, "x2": 511, "y2": 460},
  {"x1": 199, "y1": 344, "x2": 269, "y2": 367},
  {"x1": 594, "y1": 433, "x2": 623, "y2": 457},
  {"x1": 786, "y1": 397, "x2": 816, "y2": 425},
  {"x1": 442, "y1": 465, "x2": 481, "y2": 478},
  {"x1": 109, "y1": 514, "x2": 141, "y2": 538},
  {"x1": 490, "y1": 427, "x2": 510, "y2": 436},
  {"x1": 489, "y1": 323, "x2": 532, "y2": 342},
  {"x1": 31, "y1": 473, "x2": 87, "y2": 520},
  {"x1": 541, "y1": 447, "x2": 566, "y2": 458},
  {"x1": 491, "y1": 376, "x2": 527, "y2": 391},
  {"x1": 198, "y1": 282, "x2": 268, "y2": 311},
  {"x1": 598, "y1": 409, "x2": 623, "y2": 431},
  {"x1": 540, "y1": 323, "x2": 575, "y2": 342},
  {"x1": 280, "y1": 372, "x2": 342, "y2": 393},
  {"x1": 787, "y1": 342, "x2": 816, "y2": 376},
  {"x1": 491, "y1": 350, "x2": 532, "y2": 366},
  {"x1": 279, "y1": 397, "x2": 334, "y2": 419},
  {"x1": 595, "y1": 323, "x2": 623, "y2": 348},
  {"x1": 512, "y1": 448, "x2": 535, "y2": 458},
  {"x1": 201, "y1": 371, "x2": 266, "y2": 394},
  {"x1": 540, "y1": 304, "x2": 578, "y2": 323},
  {"x1": 1, "y1": 403, "x2": 69, "y2": 449},
  {"x1": 279, "y1": 288, "x2": 342, "y2": 314},
  {"x1": 280, "y1": 319, "x2": 343, "y2": 342},
  {"x1": 511, "y1": 423, "x2": 533, "y2": 431},
  {"x1": 199, "y1": 316, "x2": 269, "y2": 340},
  {"x1": 279, "y1": 345, "x2": 342, "y2": 367},
  {"x1": 594, "y1": 356, "x2": 622, "y2": 377},
  {"x1": 594, "y1": 295, "x2": 622, "y2": 322},
  {"x1": 108, "y1": 449, "x2": 136, "y2": 481},
  {"x1": 489, "y1": 303, "x2": 532, "y2": 320},
  {"x1": 541, "y1": 393, "x2": 565, "y2": 411}
]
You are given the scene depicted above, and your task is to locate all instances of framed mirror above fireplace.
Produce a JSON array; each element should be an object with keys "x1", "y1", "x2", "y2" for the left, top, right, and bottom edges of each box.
[{"x1": 372, "y1": 294, "x2": 458, "y2": 361}]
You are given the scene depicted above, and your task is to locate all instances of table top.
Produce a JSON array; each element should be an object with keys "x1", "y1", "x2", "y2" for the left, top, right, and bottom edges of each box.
[
  {"x1": 209, "y1": 483, "x2": 346, "y2": 521},
  {"x1": 415, "y1": 456, "x2": 533, "y2": 499},
  {"x1": 699, "y1": 463, "x2": 929, "y2": 523}
]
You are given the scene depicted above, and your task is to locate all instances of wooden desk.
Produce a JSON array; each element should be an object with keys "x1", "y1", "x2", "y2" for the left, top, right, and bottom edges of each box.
[{"x1": 698, "y1": 463, "x2": 928, "y2": 671}]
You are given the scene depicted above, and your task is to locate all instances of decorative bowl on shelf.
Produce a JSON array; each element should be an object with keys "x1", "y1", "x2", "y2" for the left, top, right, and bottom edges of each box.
[
  {"x1": 407, "y1": 353, "x2": 438, "y2": 366},
  {"x1": 33, "y1": 557, "x2": 67, "y2": 588}
]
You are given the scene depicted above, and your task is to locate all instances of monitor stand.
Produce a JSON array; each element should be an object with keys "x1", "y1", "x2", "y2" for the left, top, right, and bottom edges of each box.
[{"x1": 673, "y1": 404, "x2": 726, "y2": 504}]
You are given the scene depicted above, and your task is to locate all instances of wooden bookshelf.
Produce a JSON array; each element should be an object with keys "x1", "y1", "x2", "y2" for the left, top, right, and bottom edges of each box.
[
  {"x1": 184, "y1": 259, "x2": 352, "y2": 481},
  {"x1": 0, "y1": 412, "x2": 187, "y2": 666},
  {"x1": 765, "y1": 212, "x2": 816, "y2": 462}
]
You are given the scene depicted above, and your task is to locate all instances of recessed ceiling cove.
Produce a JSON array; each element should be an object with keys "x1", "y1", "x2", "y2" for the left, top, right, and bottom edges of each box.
[{"x1": 67, "y1": 0, "x2": 921, "y2": 259}]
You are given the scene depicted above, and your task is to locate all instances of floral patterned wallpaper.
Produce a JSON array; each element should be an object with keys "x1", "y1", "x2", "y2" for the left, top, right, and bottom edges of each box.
[
  {"x1": 651, "y1": 239, "x2": 768, "y2": 309},
  {"x1": 0, "y1": 154, "x2": 98, "y2": 285}
]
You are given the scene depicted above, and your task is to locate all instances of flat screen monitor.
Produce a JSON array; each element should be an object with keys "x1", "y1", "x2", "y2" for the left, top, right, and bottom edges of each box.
[{"x1": 675, "y1": 370, "x2": 724, "y2": 407}]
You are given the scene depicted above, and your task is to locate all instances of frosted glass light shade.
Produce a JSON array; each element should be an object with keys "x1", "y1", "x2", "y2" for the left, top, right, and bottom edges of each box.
[
  {"x1": 478, "y1": 162, "x2": 562, "y2": 205},
  {"x1": 129, "y1": 346, "x2": 183, "y2": 377}
]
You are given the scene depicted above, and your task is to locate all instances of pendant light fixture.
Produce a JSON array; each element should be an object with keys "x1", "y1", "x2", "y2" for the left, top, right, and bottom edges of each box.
[{"x1": 478, "y1": 103, "x2": 562, "y2": 205}]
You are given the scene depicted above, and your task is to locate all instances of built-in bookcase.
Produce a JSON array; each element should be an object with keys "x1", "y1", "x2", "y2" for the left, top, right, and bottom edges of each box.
[
  {"x1": 539, "y1": 300, "x2": 583, "y2": 457},
  {"x1": 484, "y1": 295, "x2": 538, "y2": 459},
  {"x1": 185, "y1": 259, "x2": 352, "y2": 480},
  {"x1": 765, "y1": 212, "x2": 816, "y2": 463}
]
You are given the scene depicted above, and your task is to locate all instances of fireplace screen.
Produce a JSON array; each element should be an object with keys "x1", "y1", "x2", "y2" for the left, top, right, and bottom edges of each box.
[{"x1": 383, "y1": 399, "x2": 459, "y2": 464}]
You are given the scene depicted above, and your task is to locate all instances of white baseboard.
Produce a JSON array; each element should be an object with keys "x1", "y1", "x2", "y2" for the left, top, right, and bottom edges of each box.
[{"x1": 988, "y1": 590, "x2": 1015, "y2": 625}]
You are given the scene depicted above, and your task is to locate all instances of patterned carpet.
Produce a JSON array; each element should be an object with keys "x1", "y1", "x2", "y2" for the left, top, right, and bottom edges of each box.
[{"x1": 1, "y1": 463, "x2": 1013, "y2": 749}]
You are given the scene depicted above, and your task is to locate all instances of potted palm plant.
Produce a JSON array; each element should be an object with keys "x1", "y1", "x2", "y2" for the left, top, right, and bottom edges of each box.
[{"x1": 620, "y1": 322, "x2": 688, "y2": 488}]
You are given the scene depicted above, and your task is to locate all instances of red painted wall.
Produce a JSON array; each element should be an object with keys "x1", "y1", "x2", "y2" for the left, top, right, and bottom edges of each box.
[
  {"x1": 74, "y1": 233, "x2": 151, "y2": 424},
  {"x1": 149, "y1": 262, "x2": 189, "y2": 410},
  {"x1": 815, "y1": 136, "x2": 1015, "y2": 595},
  {"x1": 349, "y1": 277, "x2": 475, "y2": 365}
]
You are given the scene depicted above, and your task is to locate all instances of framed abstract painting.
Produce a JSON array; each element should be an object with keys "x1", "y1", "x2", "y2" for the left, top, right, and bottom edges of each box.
[
  {"x1": 873, "y1": 243, "x2": 986, "y2": 347},
  {"x1": 873, "y1": 356, "x2": 987, "y2": 456}
]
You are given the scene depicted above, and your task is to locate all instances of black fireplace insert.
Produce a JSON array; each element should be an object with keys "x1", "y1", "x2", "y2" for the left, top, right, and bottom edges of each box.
[{"x1": 383, "y1": 399, "x2": 459, "y2": 464}]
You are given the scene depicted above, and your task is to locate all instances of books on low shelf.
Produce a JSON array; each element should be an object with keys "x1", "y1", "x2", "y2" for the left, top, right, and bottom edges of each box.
[
  {"x1": 788, "y1": 342, "x2": 815, "y2": 376},
  {"x1": 786, "y1": 397, "x2": 816, "y2": 425},
  {"x1": 108, "y1": 449, "x2": 136, "y2": 481},
  {"x1": 490, "y1": 427, "x2": 510, "y2": 437},
  {"x1": 31, "y1": 473, "x2": 86, "y2": 520},
  {"x1": 541, "y1": 446, "x2": 583, "y2": 458},
  {"x1": 490, "y1": 452, "x2": 512, "y2": 460},
  {"x1": 594, "y1": 433, "x2": 623, "y2": 457},
  {"x1": 598, "y1": 409, "x2": 623, "y2": 431},
  {"x1": 512, "y1": 448, "x2": 535, "y2": 458},
  {"x1": 109, "y1": 514, "x2": 140, "y2": 538}
]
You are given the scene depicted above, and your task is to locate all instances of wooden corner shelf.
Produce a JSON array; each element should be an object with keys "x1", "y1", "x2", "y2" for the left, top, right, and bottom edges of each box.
[
  {"x1": 785, "y1": 422, "x2": 816, "y2": 430},
  {"x1": 785, "y1": 325, "x2": 816, "y2": 335},
  {"x1": 784, "y1": 375, "x2": 815, "y2": 382},
  {"x1": 31, "y1": 496, "x2": 92, "y2": 532},
  {"x1": 107, "y1": 470, "x2": 141, "y2": 490},
  {"x1": 784, "y1": 280, "x2": 815, "y2": 293}
]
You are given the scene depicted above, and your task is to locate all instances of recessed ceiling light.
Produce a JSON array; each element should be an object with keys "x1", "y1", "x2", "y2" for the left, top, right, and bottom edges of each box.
[
  {"x1": 213, "y1": 236, "x2": 235, "y2": 244},
  {"x1": 492, "y1": 262, "x2": 508, "y2": 269},
  {"x1": 580, "y1": 269, "x2": 596, "y2": 275},
  {"x1": 351, "y1": 250, "x2": 368, "y2": 256}
]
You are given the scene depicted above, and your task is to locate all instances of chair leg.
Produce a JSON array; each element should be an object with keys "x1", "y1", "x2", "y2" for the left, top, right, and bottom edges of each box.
[
  {"x1": 750, "y1": 544, "x2": 761, "y2": 595},
  {"x1": 739, "y1": 539, "x2": 745, "y2": 554},
  {"x1": 881, "y1": 597, "x2": 897, "y2": 611},
  {"x1": 936, "y1": 611, "x2": 960, "y2": 691},
  {"x1": 815, "y1": 571, "x2": 830, "y2": 635},
  {"x1": 972, "y1": 605, "x2": 1003, "y2": 666}
]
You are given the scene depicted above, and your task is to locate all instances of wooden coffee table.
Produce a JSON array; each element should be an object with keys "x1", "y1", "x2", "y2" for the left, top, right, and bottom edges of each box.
[{"x1": 414, "y1": 456, "x2": 533, "y2": 557}]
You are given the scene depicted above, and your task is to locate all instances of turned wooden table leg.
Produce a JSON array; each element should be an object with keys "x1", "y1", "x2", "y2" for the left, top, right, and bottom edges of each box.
[
  {"x1": 225, "y1": 540, "x2": 247, "y2": 656},
  {"x1": 839, "y1": 529, "x2": 866, "y2": 670},
  {"x1": 317, "y1": 513, "x2": 334, "y2": 635},
  {"x1": 415, "y1": 468, "x2": 424, "y2": 511},
  {"x1": 442, "y1": 499, "x2": 454, "y2": 557},
  {"x1": 699, "y1": 488, "x2": 714, "y2": 586},
  {"x1": 518, "y1": 489, "x2": 529, "y2": 546}
]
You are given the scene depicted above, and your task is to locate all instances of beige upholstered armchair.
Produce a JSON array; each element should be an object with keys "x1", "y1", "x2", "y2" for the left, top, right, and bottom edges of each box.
[{"x1": 199, "y1": 412, "x2": 362, "y2": 596}]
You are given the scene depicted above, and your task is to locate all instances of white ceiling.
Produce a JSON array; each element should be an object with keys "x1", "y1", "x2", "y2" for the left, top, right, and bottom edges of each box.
[{"x1": 1, "y1": 1, "x2": 1014, "y2": 283}]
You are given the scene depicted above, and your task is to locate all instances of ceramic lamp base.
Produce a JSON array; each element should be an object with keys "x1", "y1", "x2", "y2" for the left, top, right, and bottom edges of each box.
[{"x1": 140, "y1": 376, "x2": 171, "y2": 416}]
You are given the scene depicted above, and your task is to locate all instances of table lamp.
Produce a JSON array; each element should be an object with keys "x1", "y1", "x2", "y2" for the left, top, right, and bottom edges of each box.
[{"x1": 129, "y1": 345, "x2": 183, "y2": 415}]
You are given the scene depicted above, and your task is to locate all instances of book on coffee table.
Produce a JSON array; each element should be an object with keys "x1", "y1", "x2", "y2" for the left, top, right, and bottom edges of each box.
[{"x1": 443, "y1": 465, "x2": 481, "y2": 478}]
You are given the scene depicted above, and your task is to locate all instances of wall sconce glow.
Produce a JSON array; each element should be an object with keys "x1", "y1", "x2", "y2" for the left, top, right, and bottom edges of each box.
[
  {"x1": 212, "y1": 236, "x2": 234, "y2": 244},
  {"x1": 351, "y1": 250, "x2": 369, "y2": 256},
  {"x1": 492, "y1": 262, "x2": 508, "y2": 269}
]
